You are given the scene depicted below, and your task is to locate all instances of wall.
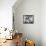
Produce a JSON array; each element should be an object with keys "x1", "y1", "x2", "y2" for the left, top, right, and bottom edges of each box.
[
  {"x1": 0, "y1": 0, "x2": 16, "y2": 30},
  {"x1": 41, "y1": 0, "x2": 46, "y2": 46},
  {"x1": 13, "y1": 0, "x2": 41, "y2": 46}
]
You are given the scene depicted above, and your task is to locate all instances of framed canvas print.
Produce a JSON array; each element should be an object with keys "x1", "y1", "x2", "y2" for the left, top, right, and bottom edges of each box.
[{"x1": 23, "y1": 15, "x2": 34, "y2": 24}]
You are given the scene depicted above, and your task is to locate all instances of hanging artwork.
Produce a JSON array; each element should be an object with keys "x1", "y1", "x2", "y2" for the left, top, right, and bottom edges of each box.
[{"x1": 23, "y1": 15, "x2": 34, "y2": 24}]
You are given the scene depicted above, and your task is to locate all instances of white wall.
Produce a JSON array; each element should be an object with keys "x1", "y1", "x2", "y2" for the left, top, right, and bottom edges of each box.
[
  {"x1": 41, "y1": 0, "x2": 46, "y2": 46},
  {"x1": 0, "y1": 0, "x2": 16, "y2": 30},
  {"x1": 13, "y1": 0, "x2": 41, "y2": 46}
]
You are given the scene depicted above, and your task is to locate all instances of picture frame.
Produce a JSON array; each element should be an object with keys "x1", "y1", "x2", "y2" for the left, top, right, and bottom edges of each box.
[{"x1": 23, "y1": 15, "x2": 34, "y2": 24}]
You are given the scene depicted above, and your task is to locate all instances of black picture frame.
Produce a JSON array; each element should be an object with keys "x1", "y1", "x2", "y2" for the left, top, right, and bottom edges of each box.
[{"x1": 23, "y1": 15, "x2": 34, "y2": 24}]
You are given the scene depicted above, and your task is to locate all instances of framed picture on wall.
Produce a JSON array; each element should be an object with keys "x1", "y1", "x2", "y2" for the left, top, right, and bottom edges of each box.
[{"x1": 23, "y1": 15, "x2": 34, "y2": 24}]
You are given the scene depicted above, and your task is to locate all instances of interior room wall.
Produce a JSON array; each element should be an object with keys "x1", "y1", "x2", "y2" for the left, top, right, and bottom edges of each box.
[
  {"x1": 0, "y1": 0, "x2": 16, "y2": 30},
  {"x1": 41, "y1": 0, "x2": 46, "y2": 46},
  {"x1": 13, "y1": 0, "x2": 41, "y2": 46}
]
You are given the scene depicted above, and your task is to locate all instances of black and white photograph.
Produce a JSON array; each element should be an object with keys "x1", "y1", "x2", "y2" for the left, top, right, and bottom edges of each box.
[{"x1": 23, "y1": 15, "x2": 34, "y2": 24}]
